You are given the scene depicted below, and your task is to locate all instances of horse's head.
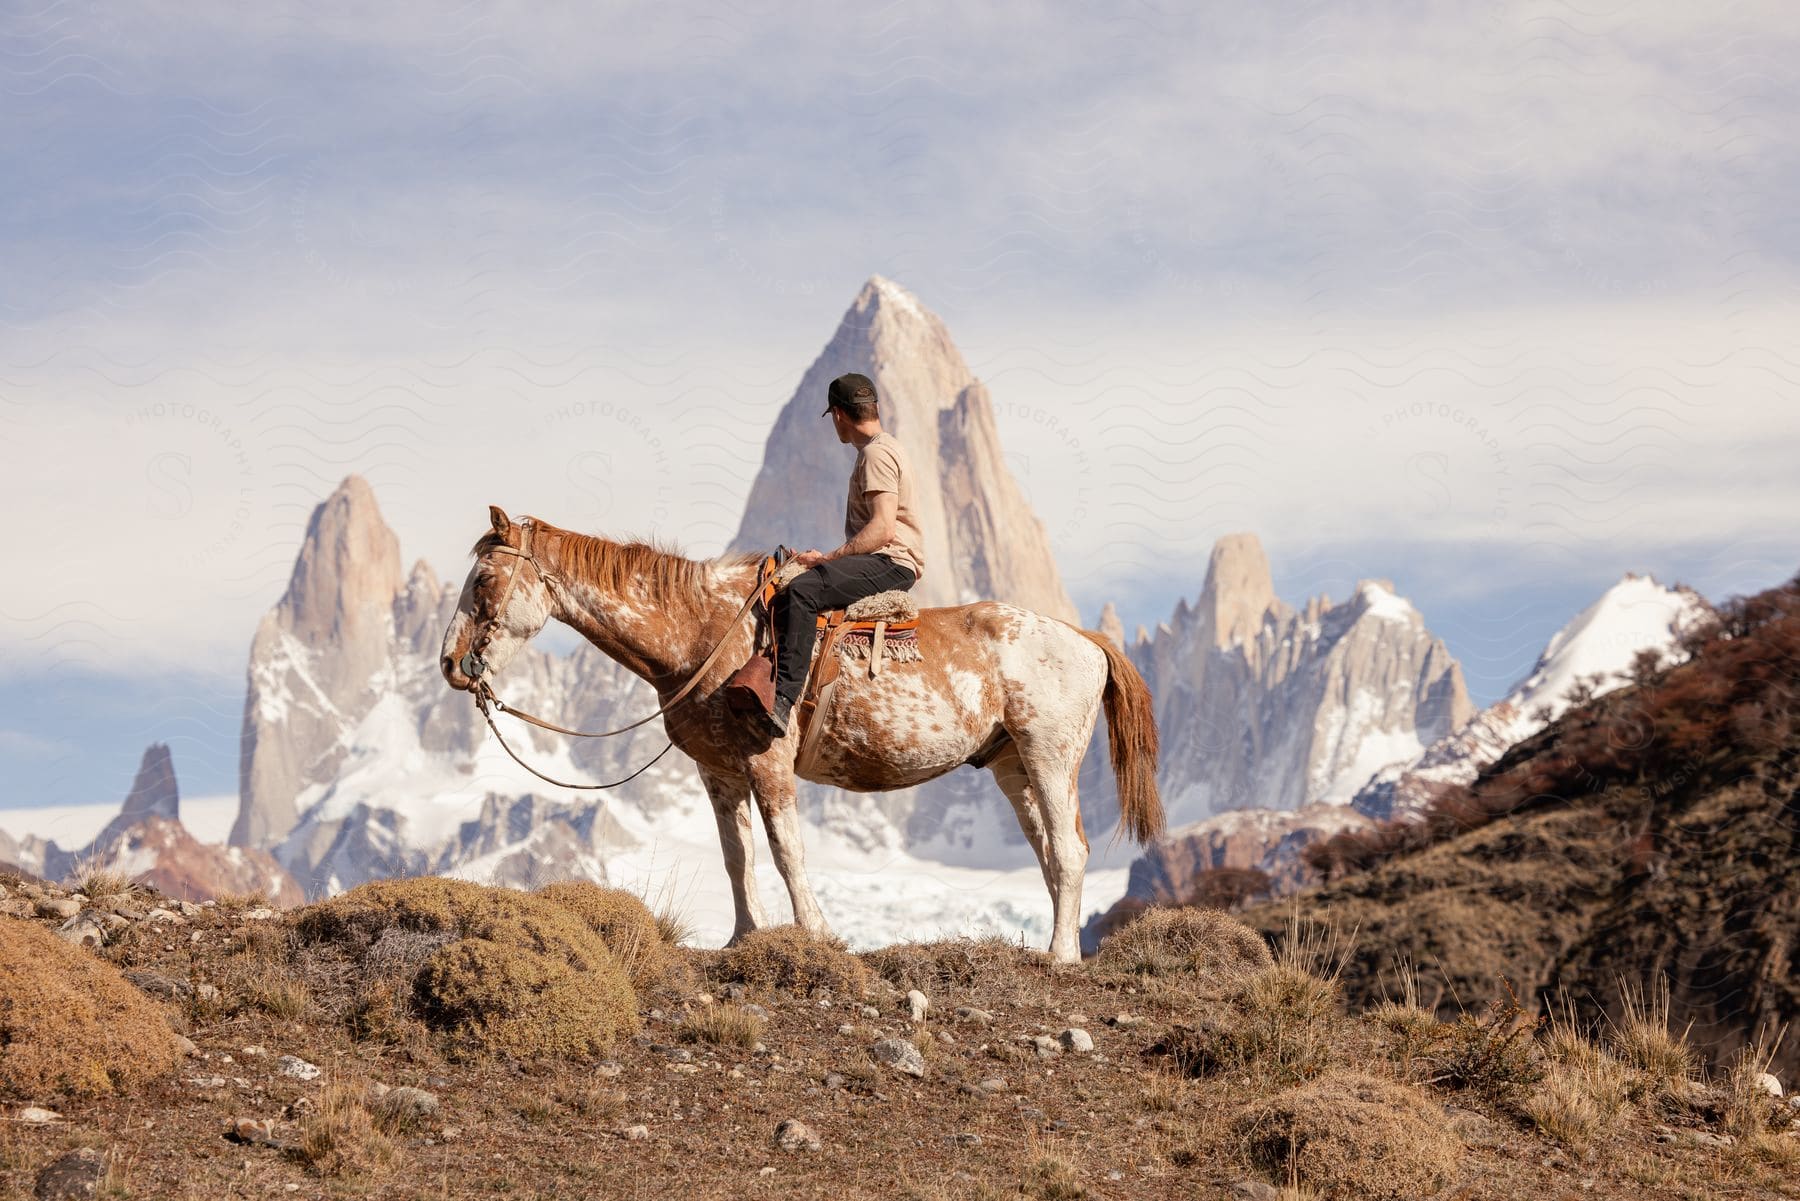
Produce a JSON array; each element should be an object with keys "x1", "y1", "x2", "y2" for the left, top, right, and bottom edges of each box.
[{"x1": 441, "y1": 505, "x2": 556, "y2": 691}]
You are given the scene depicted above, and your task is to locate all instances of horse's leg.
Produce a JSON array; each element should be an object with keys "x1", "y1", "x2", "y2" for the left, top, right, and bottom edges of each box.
[
  {"x1": 987, "y1": 744, "x2": 1052, "y2": 888},
  {"x1": 701, "y1": 766, "x2": 766, "y2": 943},
  {"x1": 1020, "y1": 742, "x2": 1090, "y2": 965},
  {"x1": 748, "y1": 764, "x2": 832, "y2": 939}
]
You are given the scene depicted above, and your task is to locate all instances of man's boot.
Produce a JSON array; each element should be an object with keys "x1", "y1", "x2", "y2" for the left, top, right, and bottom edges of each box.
[{"x1": 767, "y1": 694, "x2": 794, "y2": 737}]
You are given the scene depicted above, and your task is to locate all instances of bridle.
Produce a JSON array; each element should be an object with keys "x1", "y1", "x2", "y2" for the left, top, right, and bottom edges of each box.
[{"x1": 459, "y1": 518, "x2": 770, "y2": 790}]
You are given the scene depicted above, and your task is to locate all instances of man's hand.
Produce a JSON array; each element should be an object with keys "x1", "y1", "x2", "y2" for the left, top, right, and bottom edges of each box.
[{"x1": 792, "y1": 549, "x2": 827, "y2": 569}]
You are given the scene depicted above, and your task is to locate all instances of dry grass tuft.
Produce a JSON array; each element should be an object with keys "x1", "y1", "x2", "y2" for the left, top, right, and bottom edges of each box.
[
  {"x1": 0, "y1": 919, "x2": 183, "y2": 1098},
  {"x1": 71, "y1": 866, "x2": 136, "y2": 902},
  {"x1": 294, "y1": 877, "x2": 640, "y2": 1060},
  {"x1": 1093, "y1": 905, "x2": 1275, "y2": 985},
  {"x1": 1231, "y1": 964, "x2": 1342, "y2": 1082},
  {"x1": 1233, "y1": 1070, "x2": 1461, "y2": 1200},
  {"x1": 677, "y1": 1003, "x2": 766, "y2": 1048},
  {"x1": 1720, "y1": 1034, "x2": 1798, "y2": 1167},
  {"x1": 535, "y1": 879, "x2": 670, "y2": 989},
  {"x1": 1023, "y1": 1149, "x2": 1086, "y2": 1200},
  {"x1": 713, "y1": 925, "x2": 869, "y2": 999},
  {"x1": 1527, "y1": 1004, "x2": 1634, "y2": 1152},
  {"x1": 865, "y1": 936, "x2": 1035, "y2": 997},
  {"x1": 297, "y1": 1079, "x2": 398, "y2": 1179},
  {"x1": 1606, "y1": 978, "x2": 1693, "y2": 1102}
]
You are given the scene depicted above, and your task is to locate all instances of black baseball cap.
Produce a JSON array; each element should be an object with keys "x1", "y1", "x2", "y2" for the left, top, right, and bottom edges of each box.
[{"x1": 823, "y1": 372, "x2": 878, "y2": 416}]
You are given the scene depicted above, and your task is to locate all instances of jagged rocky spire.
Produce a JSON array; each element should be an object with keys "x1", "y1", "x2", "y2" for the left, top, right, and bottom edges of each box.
[{"x1": 732, "y1": 276, "x2": 1077, "y2": 621}]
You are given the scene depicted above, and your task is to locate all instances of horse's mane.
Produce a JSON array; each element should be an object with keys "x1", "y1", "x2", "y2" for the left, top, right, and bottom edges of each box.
[{"x1": 469, "y1": 523, "x2": 760, "y2": 601}]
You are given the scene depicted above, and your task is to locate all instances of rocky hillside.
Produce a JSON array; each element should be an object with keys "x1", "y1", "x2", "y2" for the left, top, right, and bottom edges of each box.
[
  {"x1": 1249, "y1": 573, "x2": 1800, "y2": 1080},
  {"x1": 3, "y1": 875, "x2": 1795, "y2": 1200}
]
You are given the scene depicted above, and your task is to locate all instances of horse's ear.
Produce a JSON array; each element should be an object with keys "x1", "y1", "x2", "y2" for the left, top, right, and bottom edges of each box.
[{"x1": 488, "y1": 505, "x2": 511, "y2": 535}]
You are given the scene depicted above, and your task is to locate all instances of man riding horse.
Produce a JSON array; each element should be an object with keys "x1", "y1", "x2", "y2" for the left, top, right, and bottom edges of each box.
[{"x1": 768, "y1": 372, "x2": 924, "y2": 736}]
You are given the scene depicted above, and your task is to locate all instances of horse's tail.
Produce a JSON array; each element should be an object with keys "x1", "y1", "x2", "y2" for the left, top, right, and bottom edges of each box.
[{"x1": 1078, "y1": 630, "x2": 1165, "y2": 846}]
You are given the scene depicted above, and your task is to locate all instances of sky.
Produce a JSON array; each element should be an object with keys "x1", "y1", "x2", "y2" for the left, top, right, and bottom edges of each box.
[{"x1": 2, "y1": 1, "x2": 1798, "y2": 814}]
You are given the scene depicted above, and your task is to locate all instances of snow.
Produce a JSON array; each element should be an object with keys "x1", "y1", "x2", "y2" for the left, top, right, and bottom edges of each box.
[
  {"x1": 1356, "y1": 581, "x2": 1417, "y2": 624},
  {"x1": 1509, "y1": 575, "x2": 1706, "y2": 721}
]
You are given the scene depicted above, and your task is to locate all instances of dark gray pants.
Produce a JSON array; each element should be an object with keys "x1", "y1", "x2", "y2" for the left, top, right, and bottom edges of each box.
[{"x1": 773, "y1": 553, "x2": 917, "y2": 707}]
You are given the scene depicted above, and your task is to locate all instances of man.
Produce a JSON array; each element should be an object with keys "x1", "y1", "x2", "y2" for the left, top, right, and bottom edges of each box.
[{"x1": 767, "y1": 372, "x2": 925, "y2": 735}]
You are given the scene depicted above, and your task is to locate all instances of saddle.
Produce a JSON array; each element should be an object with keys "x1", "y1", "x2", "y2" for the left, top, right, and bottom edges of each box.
[{"x1": 722, "y1": 553, "x2": 922, "y2": 738}]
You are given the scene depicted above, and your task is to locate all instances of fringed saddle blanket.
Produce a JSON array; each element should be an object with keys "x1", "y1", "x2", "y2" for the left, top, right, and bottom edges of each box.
[{"x1": 833, "y1": 590, "x2": 921, "y2": 665}]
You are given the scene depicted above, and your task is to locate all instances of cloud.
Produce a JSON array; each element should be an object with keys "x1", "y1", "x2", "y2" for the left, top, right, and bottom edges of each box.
[{"x1": 2, "y1": 0, "x2": 1797, "y2": 680}]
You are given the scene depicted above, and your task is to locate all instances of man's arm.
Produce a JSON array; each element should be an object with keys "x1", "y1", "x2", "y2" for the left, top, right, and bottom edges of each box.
[{"x1": 795, "y1": 492, "x2": 896, "y2": 567}]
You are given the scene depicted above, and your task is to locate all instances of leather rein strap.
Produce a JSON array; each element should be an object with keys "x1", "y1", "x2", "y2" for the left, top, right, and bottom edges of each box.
[{"x1": 465, "y1": 531, "x2": 776, "y2": 790}]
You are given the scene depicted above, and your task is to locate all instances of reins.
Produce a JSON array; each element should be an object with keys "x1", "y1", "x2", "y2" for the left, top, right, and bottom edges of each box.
[{"x1": 462, "y1": 522, "x2": 775, "y2": 790}]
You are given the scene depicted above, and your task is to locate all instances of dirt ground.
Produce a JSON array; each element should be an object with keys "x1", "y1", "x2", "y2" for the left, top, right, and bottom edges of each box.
[{"x1": 3, "y1": 888, "x2": 1797, "y2": 1201}]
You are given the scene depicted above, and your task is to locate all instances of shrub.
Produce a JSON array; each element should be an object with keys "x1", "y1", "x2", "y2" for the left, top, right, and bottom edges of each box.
[
  {"x1": 1233, "y1": 1071, "x2": 1461, "y2": 1200},
  {"x1": 1232, "y1": 963, "x2": 1341, "y2": 1082},
  {"x1": 294, "y1": 877, "x2": 640, "y2": 1060},
  {"x1": 1432, "y1": 991, "x2": 1544, "y2": 1105},
  {"x1": 535, "y1": 880, "x2": 669, "y2": 989},
  {"x1": 71, "y1": 866, "x2": 136, "y2": 902},
  {"x1": 1093, "y1": 906, "x2": 1274, "y2": 985},
  {"x1": 713, "y1": 925, "x2": 869, "y2": 998},
  {"x1": 0, "y1": 919, "x2": 183, "y2": 1098}
]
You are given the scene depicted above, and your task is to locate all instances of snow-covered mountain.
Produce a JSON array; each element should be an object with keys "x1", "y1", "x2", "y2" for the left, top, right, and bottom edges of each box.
[
  {"x1": 1085, "y1": 573, "x2": 1713, "y2": 938},
  {"x1": 1091, "y1": 533, "x2": 1474, "y2": 832},
  {"x1": 1351, "y1": 574, "x2": 1712, "y2": 820},
  {"x1": 733, "y1": 275, "x2": 1077, "y2": 623}
]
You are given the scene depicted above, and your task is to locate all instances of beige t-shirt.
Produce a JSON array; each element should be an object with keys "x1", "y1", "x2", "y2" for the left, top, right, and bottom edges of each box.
[{"x1": 846, "y1": 431, "x2": 926, "y2": 580}]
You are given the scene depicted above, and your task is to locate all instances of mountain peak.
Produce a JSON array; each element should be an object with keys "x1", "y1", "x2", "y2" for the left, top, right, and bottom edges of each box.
[
  {"x1": 1096, "y1": 602, "x2": 1126, "y2": 649},
  {"x1": 119, "y1": 742, "x2": 180, "y2": 824},
  {"x1": 279, "y1": 475, "x2": 404, "y2": 636},
  {"x1": 1198, "y1": 533, "x2": 1278, "y2": 648},
  {"x1": 731, "y1": 279, "x2": 1076, "y2": 621}
]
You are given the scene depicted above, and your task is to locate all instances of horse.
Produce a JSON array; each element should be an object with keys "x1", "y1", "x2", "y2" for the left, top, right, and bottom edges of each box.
[{"x1": 439, "y1": 506, "x2": 1164, "y2": 963}]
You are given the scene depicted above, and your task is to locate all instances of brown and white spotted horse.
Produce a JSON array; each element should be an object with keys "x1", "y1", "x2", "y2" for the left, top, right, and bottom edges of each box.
[{"x1": 440, "y1": 507, "x2": 1164, "y2": 963}]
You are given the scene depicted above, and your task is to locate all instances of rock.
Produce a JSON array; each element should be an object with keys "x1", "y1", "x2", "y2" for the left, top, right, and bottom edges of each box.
[
  {"x1": 954, "y1": 1006, "x2": 995, "y2": 1026},
  {"x1": 1230, "y1": 1182, "x2": 1280, "y2": 1201},
  {"x1": 56, "y1": 915, "x2": 107, "y2": 950},
  {"x1": 594, "y1": 1062, "x2": 623, "y2": 1078},
  {"x1": 721, "y1": 983, "x2": 746, "y2": 1000},
  {"x1": 859, "y1": 1005, "x2": 880, "y2": 1019},
  {"x1": 375, "y1": 1087, "x2": 439, "y2": 1128},
  {"x1": 743, "y1": 1004, "x2": 770, "y2": 1020},
  {"x1": 1059, "y1": 1028, "x2": 1095, "y2": 1054},
  {"x1": 188, "y1": 1075, "x2": 227, "y2": 1089},
  {"x1": 836, "y1": 1024, "x2": 855, "y2": 1036},
  {"x1": 977, "y1": 1077, "x2": 1008, "y2": 1093},
  {"x1": 277, "y1": 1055, "x2": 321, "y2": 1081},
  {"x1": 34, "y1": 897, "x2": 81, "y2": 920},
  {"x1": 871, "y1": 1038, "x2": 927, "y2": 1078},
  {"x1": 773, "y1": 1119, "x2": 822, "y2": 1153},
  {"x1": 32, "y1": 1147, "x2": 106, "y2": 1200},
  {"x1": 906, "y1": 990, "x2": 931, "y2": 1022},
  {"x1": 1754, "y1": 1072, "x2": 1783, "y2": 1099},
  {"x1": 824, "y1": 1073, "x2": 847, "y2": 1090},
  {"x1": 1029, "y1": 1035, "x2": 1062, "y2": 1059},
  {"x1": 222, "y1": 1117, "x2": 288, "y2": 1150},
  {"x1": 174, "y1": 1034, "x2": 199, "y2": 1057},
  {"x1": 110, "y1": 903, "x2": 146, "y2": 922},
  {"x1": 142, "y1": 907, "x2": 185, "y2": 924},
  {"x1": 17, "y1": 1107, "x2": 61, "y2": 1124},
  {"x1": 1108, "y1": 1013, "x2": 1146, "y2": 1029},
  {"x1": 948, "y1": 1132, "x2": 982, "y2": 1147},
  {"x1": 242, "y1": 907, "x2": 277, "y2": 921},
  {"x1": 618, "y1": 1125, "x2": 651, "y2": 1141},
  {"x1": 1066, "y1": 1012, "x2": 1089, "y2": 1025}
]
